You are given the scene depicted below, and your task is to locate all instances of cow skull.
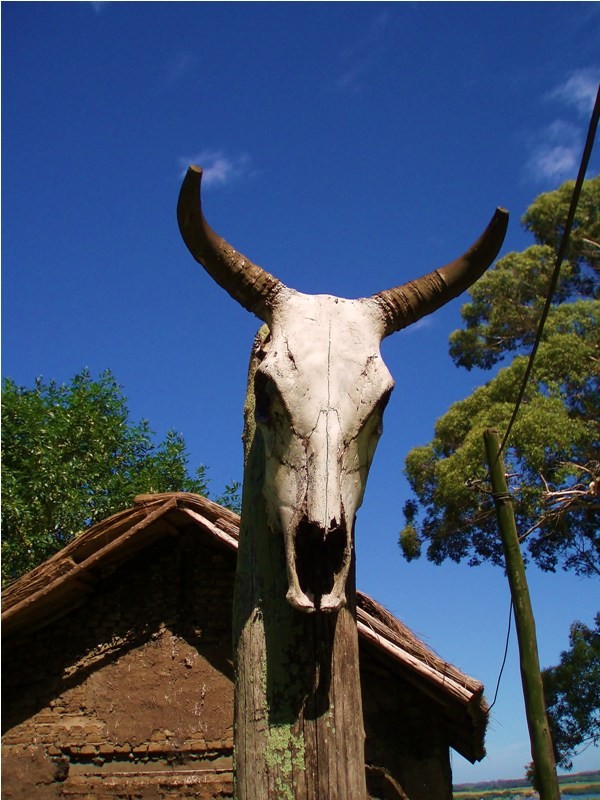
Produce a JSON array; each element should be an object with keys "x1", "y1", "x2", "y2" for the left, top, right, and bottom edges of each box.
[{"x1": 178, "y1": 166, "x2": 508, "y2": 612}]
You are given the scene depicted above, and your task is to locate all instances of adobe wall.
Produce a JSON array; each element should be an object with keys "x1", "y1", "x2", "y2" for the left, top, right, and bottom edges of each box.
[
  {"x1": 3, "y1": 524, "x2": 454, "y2": 800},
  {"x1": 2, "y1": 528, "x2": 236, "y2": 799}
]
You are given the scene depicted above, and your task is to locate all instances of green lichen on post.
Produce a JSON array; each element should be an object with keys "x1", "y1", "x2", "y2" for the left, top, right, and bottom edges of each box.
[{"x1": 265, "y1": 723, "x2": 306, "y2": 800}]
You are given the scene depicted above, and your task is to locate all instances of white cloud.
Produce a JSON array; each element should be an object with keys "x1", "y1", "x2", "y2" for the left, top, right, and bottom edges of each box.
[
  {"x1": 331, "y1": 10, "x2": 391, "y2": 93},
  {"x1": 527, "y1": 143, "x2": 579, "y2": 184},
  {"x1": 525, "y1": 68, "x2": 598, "y2": 185},
  {"x1": 526, "y1": 119, "x2": 581, "y2": 183},
  {"x1": 403, "y1": 316, "x2": 433, "y2": 335},
  {"x1": 178, "y1": 151, "x2": 253, "y2": 188},
  {"x1": 548, "y1": 68, "x2": 600, "y2": 118},
  {"x1": 165, "y1": 51, "x2": 196, "y2": 84}
]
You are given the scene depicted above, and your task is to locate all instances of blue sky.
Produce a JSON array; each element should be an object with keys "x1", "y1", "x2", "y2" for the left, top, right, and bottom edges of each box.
[{"x1": 2, "y1": 2, "x2": 599, "y2": 783}]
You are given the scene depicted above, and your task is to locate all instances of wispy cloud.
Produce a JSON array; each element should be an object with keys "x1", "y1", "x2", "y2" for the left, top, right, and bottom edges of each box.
[
  {"x1": 547, "y1": 68, "x2": 599, "y2": 118},
  {"x1": 403, "y1": 316, "x2": 433, "y2": 335},
  {"x1": 178, "y1": 151, "x2": 254, "y2": 188},
  {"x1": 165, "y1": 51, "x2": 197, "y2": 85},
  {"x1": 525, "y1": 68, "x2": 599, "y2": 185},
  {"x1": 525, "y1": 120, "x2": 581, "y2": 184},
  {"x1": 331, "y1": 11, "x2": 391, "y2": 93}
]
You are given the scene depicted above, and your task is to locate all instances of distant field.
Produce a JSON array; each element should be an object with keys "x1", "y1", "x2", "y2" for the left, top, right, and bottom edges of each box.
[
  {"x1": 454, "y1": 770, "x2": 600, "y2": 800},
  {"x1": 454, "y1": 787, "x2": 600, "y2": 799}
]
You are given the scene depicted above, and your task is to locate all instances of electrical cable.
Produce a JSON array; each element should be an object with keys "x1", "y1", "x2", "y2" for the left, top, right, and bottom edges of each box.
[
  {"x1": 498, "y1": 82, "x2": 600, "y2": 461},
  {"x1": 488, "y1": 83, "x2": 599, "y2": 710},
  {"x1": 489, "y1": 599, "x2": 513, "y2": 711}
]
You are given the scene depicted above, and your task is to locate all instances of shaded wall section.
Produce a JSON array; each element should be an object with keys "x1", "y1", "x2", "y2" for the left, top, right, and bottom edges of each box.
[{"x1": 2, "y1": 530, "x2": 235, "y2": 799}]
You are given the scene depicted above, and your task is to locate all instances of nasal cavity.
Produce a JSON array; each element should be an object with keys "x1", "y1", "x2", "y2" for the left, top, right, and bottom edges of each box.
[{"x1": 294, "y1": 517, "x2": 347, "y2": 610}]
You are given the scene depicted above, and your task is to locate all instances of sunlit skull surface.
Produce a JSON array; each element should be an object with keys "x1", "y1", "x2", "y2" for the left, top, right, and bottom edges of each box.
[{"x1": 254, "y1": 290, "x2": 394, "y2": 611}]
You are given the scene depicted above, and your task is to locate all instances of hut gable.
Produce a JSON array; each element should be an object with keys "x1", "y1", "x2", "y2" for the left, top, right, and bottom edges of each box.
[{"x1": 2, "y1": 493, "x2": 488, "y2": 800}]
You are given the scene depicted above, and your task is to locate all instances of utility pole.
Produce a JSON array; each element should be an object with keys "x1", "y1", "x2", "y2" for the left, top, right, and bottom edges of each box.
[{"x1": 483, "y1": 429, "x2": 560, "y2": 800}]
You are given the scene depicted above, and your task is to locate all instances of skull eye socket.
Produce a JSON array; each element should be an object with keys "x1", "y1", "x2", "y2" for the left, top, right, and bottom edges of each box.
[
  {"x1": 371, "y1": 387, "x2": 393, "y2": 438},
  {"x1": 254, "y1": 370, "x2": 278, "y2": 426},
  {"x1": 361, "y1": 386, "x2": 393, "y2": 436},
  {"x1": 378, "y1": 386, "x2": 393, "y2": 416}
]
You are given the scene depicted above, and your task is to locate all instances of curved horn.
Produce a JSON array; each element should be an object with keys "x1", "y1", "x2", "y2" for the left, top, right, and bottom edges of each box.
[
  {"x1": 177, "y1": 165, "x2": 283, "y2": 321},
  {"x1": 372, "y1": 208, "x2": 509, "y2": 338}
]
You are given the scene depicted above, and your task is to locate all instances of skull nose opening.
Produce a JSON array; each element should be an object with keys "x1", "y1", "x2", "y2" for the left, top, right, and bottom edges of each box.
[{"x1": 294, "y1": 517, "x2": 347, "y2": 611}]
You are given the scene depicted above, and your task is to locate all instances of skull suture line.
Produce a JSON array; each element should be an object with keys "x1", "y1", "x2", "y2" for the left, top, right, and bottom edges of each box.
[{"x1": 178, "y1": 166, "x2": 508, "y2": 613}]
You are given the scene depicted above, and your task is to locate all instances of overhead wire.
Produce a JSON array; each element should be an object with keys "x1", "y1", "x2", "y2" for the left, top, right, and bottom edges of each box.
[
  {"x1": 488, "y1": 599, "x2": 513, "y2": 712},
  {"x1": 497, "y1": 83, "x2": 600, "y2": 460},
  {"x1": 487, "y1": 82, "x2": 600, "y2": 708}
]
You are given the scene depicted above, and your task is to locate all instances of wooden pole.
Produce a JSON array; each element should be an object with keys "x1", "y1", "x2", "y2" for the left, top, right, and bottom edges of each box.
[
  {"x1": 232, "y1": 327, "x2": 367, "y2": 800},
  {"x1": 483, "y1": 429, "x2": 560, "y2": 800}
]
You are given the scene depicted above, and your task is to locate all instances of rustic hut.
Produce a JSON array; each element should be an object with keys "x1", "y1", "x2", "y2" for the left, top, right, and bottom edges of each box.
[{"x1": 2, "y1": 492, "x2": 488, "y2": 799}]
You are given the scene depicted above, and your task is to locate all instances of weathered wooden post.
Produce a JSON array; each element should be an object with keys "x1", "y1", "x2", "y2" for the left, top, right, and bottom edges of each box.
[
  {"x1": 177, "y1": 165, "x2": 508, "y2": 799},
  {"x1": 232, "y1": 323, "x2": 370, "y2": 798}
]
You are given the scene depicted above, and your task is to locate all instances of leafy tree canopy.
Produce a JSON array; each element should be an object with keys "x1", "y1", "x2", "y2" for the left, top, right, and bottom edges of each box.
[
  {"x1": 1, "y1": 369, "x2": 240, "y2": 585},
  {"x1": 400, "y1": 176, "x2": 600, "y2": 577},
  {"x1": 542, "y1": 614, "x2": 600, "y2": 770},
  {"x1": 449, "y1": 176, "x2": 599, "y2": 371}
]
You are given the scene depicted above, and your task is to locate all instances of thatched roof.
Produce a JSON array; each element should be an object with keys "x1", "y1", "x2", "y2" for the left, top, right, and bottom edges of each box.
[{"x1": 1, "y1": 492, "x2": 488, "y2": 763}]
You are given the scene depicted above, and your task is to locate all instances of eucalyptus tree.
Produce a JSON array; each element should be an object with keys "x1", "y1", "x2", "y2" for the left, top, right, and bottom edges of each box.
[
  {"x1": 400, "y1": 176, "x2": 600, "y2": 578},
  {"x1": 542, "y1": 613, "x2": 600, "y2": 771}
]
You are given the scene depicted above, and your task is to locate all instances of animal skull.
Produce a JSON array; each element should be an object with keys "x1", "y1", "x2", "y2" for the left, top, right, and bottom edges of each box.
[
  {"x1": 178, "y1": 166, "x2": 508, "y2": 612},
  {"x1": 253, "y1": 290, "x2": 393, "y2": 611}
]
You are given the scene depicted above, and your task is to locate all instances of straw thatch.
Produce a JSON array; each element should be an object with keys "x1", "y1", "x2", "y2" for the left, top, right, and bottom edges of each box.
[{"x1": 1, "y1": 492, "x2": 488, "y2": 763}]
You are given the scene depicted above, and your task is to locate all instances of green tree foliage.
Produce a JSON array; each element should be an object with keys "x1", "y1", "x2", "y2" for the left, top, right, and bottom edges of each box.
[
  {"x1": 1, "y1": 369, "x2": 240, "y2": 585},
  {"x1": 400, "y1": 177, "x2": 600, "y2": 577},
  {"x1": 542, "y1": 614, "x2": 600, "y2": 770},
  {"x1": 449, "y1": 177, "x2": 600, "y2": 370}
]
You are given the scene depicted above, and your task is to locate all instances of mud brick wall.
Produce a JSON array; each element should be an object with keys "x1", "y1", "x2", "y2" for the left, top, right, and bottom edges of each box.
[
  {"x1": 3, "y1": 520, "x2": 455, "y2": 800},
  {"x1": 361, "y1": 647, "x2": 453, "y2": 800},
  {"x1": 2, "y1": 528, "x2": 236, "y2": 799}
]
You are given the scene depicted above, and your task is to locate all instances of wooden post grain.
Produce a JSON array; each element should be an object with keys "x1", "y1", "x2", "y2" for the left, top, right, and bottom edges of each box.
[{"x1": 232, "y1": 329, "x2": 367, "y2": 800}]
